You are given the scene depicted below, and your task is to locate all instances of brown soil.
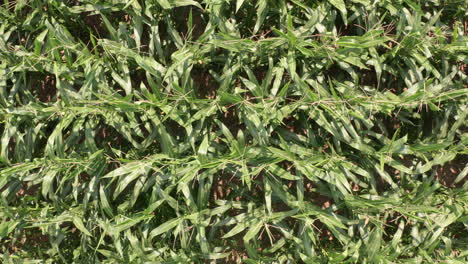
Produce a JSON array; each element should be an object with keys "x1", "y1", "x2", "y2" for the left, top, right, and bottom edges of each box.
[
  {"x1": 15, "y1": 182, "x2": 39, "y2": 198},
  {"x1": 33, "y1": 74, "x2": 56, "y2": 103},
  {"x1": 435, "y1": 155, "x2": 467, "y2": 188},
  {"x1": 2, "y1": 228, "x2": 49, "y2": 255},
  {"x1": 191, "y1": 66, "x2": 218, "y2": 99}
]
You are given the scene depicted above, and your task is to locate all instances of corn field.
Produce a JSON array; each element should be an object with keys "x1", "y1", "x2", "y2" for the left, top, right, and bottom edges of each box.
[{"x1": 0, "y1": 0, "x2": 467, "y2": 263}]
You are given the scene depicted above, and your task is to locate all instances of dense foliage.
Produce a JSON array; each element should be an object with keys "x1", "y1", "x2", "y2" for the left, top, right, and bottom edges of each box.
[{"x1": 0, "y1": 0, "x2": 467, "y2": 263}]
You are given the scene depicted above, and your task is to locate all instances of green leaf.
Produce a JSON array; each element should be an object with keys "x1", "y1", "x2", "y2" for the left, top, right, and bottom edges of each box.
[
  {"x1": 73, "y1": 216, "x2": 92, "y2": 236},
  {"x1": 328, "y1": 0, "x2": 347, "y2": 23}
]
